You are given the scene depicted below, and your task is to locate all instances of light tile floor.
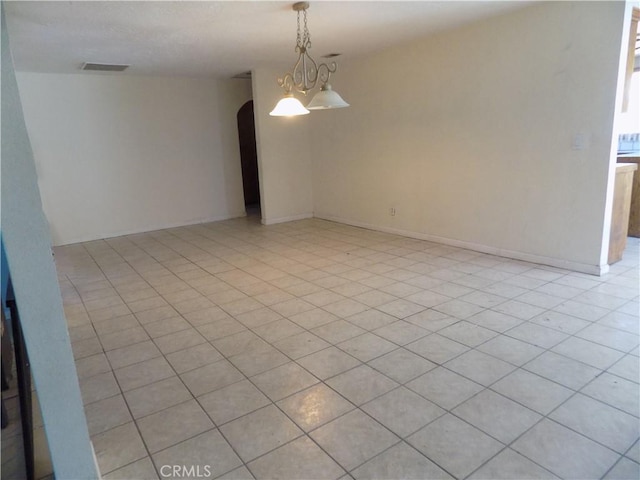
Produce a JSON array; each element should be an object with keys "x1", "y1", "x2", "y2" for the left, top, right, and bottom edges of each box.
[{"x1": 39, "y1": 218, "x2": 640, "y2": 478}]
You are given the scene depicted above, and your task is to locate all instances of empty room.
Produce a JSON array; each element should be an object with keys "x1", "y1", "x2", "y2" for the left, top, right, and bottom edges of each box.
[{"x1": 1, "y1": 1, "x2": 638, "y2": 479}]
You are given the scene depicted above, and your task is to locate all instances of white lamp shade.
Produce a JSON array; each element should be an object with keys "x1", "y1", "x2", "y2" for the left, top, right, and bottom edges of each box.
[
  {"x1": 270, "y1": 94, "x2": 310, "y2": 116},
  {"x1": 307, "y1": 84, "x2": 349, "y2": 110}
]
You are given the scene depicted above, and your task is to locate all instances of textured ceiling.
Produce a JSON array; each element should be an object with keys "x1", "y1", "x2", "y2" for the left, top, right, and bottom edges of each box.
[{"x1": 4, "y1": 1, "x2": 531, "y2": 78}]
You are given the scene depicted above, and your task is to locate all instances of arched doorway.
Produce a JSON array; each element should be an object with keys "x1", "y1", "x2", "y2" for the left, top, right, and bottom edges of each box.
[{"x1": 237, "y1": 100, "x2": 260, "y2": 215}]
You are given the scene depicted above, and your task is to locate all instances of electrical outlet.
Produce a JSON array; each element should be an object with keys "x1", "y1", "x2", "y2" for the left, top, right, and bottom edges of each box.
[{"x1": 389, "y1": 207, "x2": 396, "y2": 216}]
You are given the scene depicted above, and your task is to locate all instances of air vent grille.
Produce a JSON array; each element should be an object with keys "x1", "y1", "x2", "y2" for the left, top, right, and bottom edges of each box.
[{"x1": 82, "y1": 63, "x2": 129, "y2": 72}]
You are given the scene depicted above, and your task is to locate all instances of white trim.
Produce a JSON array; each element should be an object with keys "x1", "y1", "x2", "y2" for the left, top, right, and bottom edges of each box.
[
  {"x1": 315, "y1": 213, "x2": 609, "y2": 276},
  {"x1": 55, "y1": 212, "x2": 247, "y2": 246},
  {"x1": 261, "y1": 213, "x2": 314, "y2": 225}
]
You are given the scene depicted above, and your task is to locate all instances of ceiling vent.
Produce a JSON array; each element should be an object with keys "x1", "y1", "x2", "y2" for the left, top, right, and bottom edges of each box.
[{"x1": 81, "y1": 63, "x2": 129, "y2": 72}]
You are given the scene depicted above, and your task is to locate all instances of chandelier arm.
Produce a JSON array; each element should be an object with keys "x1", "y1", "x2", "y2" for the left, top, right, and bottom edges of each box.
[{"x1": 315, "y1": 61, "x2": 337, "y2": 86}]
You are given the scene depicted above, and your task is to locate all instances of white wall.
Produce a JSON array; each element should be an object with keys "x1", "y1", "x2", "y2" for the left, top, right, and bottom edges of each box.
[
  {"x1": 310, "y1": 1, "x2": 626, "y2": 274},
  {"x1": 252, "y1": 67, "x2": 314, "y2": 224},
  {"x1": 16, "y1": 72, "x2": 252, "y2": 245}
]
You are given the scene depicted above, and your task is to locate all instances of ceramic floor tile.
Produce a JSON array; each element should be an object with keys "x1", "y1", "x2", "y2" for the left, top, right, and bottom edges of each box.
[
  {"x1": 311, "y1": 320, "x2": 367, "y2": 344},
  {"x1": 346, "y1": 309, "x2": 398, "y2": 330},
  {"x1": 198, "y1": 379, "x2": 270, "y2": 425},
  {"x1": 580, "y1": 372, "x2": 639, "y2": 417},
  {"x1": 251, "y1": 362, "x2": 319, "y2": 401},
  {"x1": 406, "y1": 367, "x2": 484, "y2": 410},
  {"x1": 234, "y1": 307, "x2": 282, "y2": 328},
  {"x1": 407, "y1": 414, "x2": 504, "y2": 479},
  {"x1": 212, "y1": 330, "x2": 270, "y2": 357},
  {"x1": 93, "y1": 314, "x2": 140, "y2": 337},
  {"x1": 376, "y1": 299, "x2": 426, "y2": 319},
  {"x1": 466, "y1": 309, "x2": 523, "y2": 333},
  {"x1": 432, "y1": 299, "x2": 486, "y2": 319},
  {"x1": 153, "y1": 328, "x2": 207, "y2": 355},
  {"x1": 220, "y1": 405, "x2": 303, "y2": 463},
  {"x1": 552, "y1": 337, "x2": 625, "y2": 370},
  {"x1": 491, "y1": 369, "x2": 574, "y2": 415},
  {"x1": 337, "y1": 333, "x2": 398, "y2": 362},
  {"x1": 512, "y1": 419, "x2": 619, "y2": 479},
  {"x1": 453, "y1": 389, "x2": 542, "y2": 443},
  {"x1": 106, "y1": 340, "x2": 162, "y2": 370},
  {"x1": 99, "y1": 326, "x2": 150, "y2": 352},
  {"x1": 524, "y1": 351, "x2": 601, "y2": 391},
  {"x1": 229, "y1": 345, "x2": 290, "y2": 377},
  {"x1": 274, "y1": 331, "x2": 331, "y2": 359},
  {"x1": 84, "y1": 394, "x2": 132, "y2": 436},
  {"x1": 197, "y1": 317, "x2": 248, "y2": 342},
  {"x1": 327, "y1": 364, "x2": 398, "y2": 405},
  {"x1": 165, "y1": 342, "x2": 223, "y2": 374},
  {"x1": 351, "y1": 290, "x2": 398, "y2": 308},
  {"x1": 296, "y1": 346, "x2": 361, "y2": 380},
  {"x1": 76, "y1": 353, "x2": 112, "y2": 380},
  {"x1": 437, "y1": 321, "x2": 499, "y2": 347},
  {"x1": 183, "y1": 306, "x2": 231, "y2": 326},
  {"x1": 403, "y1": 290, "x2": 452, "y2": 308},
  {"x1": 404, "y1": 309, "x2": 458, "y2": 331},
  {"x1": 53, "y1": 220, "x2": 639, "y2": 480},
  {"x1": 310, "y1": 409, "x2": 400, "y2": 472},
  {"x1": 576, "y1": 323, "x2": 639, "y2": 352},
  {"x1": 549, "y1": 394, "x2": 638, "y2": 454},
  {"x1": 135, "y1": 305, "x2": 179, "y2": 325},
  {"x1": 253, "y1": 318, "x2": 305, "y2": 343},
  {"x1": 289, "y1": 308, "x2": 340, "y2": 329},
  {"x1": 276, "y1": 383, "x2": 354, "y2": 432},
  {"x1": 102, "y1": 457, "x2": 159, "y2": 480},
  {"x1": 367, "y1": 348, "x2": 436, "y2": 384},
  {"x1": 92, "y1": 422, "x2": 148, "y2": 475},
  {"x1": 80, "y1": 371, "x2": 121, "y2": 405},
  {"x1": 476, "y1": 335, "x2": 544, "y2": 366},
  {"x1": 505, "y1": 323, "x2": 569, "y2": 349},
  {"x1": 372, "y1": 320, "x2": 431, "y2": 346},
  {"x1": 142, "y1": 316, "x2": 191, "y2": 339},
  {"x1": 114, "y1": 356, "x2": 175, "y2": 392},
  {"x1": 598, "y1": 311, "x2": 640, "y2": 335},
  {"x1": 492, "y1": 300, "x2": 546, "y2": 321},
  {"x1": 554, "y1": 300, "x2": 613, "y2": 325},
  {"x1": 137, "y1": 399, "x2": 214, "y2": 453},
  {"x1": 529, "y1": 311, "x2": 590, "y2": 335},
  {"x1": 351, "y1": 442, "x2": 453, "y2": 480},
  {"x1": 626, "y1": 439, "x2": 640, "y2": 463},
  {"x1": 180, "y1": 359, "x2": 244, "y2": 396},
  {"x1": 362, "y1": 386, "x2": 445, "y2": 438},
  {"x1": 604, "y1": 457, "x2": 640, "y2": 480},
  {"x1": 269, "y1": 298, "x2": 316, "y2": 317},
  {"x1": 323, "y1": 298, "x2": 370, "y2": 318},
  {"x1": 459, "y1": 290, "x2": 507, "y2": 308},
  {"x1": 214, "y1": 466, "x2": 255, "y2": 479},
  {"x1": 151, "y1": 429, "x2": 242, "y2": 479},
  {"x1": 444, "y1": 349, "x2": 515, "y2": 386},
  {"x1": 247, "y1": 435, "x2": 345, "y2": 480},
  {"x1": 468, "y1": 448, "x2": 559, "y2": 479},
  {"x1": 405, "y1": 333, "x2": 469, "y2": 364},
  {"x1": 124, "y1": 376, "x2": 192, "y2": 419}
]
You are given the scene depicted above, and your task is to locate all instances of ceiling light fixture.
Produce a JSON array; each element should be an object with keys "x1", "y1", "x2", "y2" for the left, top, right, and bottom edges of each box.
[{"x1": 270, "y1": 2, "x2": 349, "y2": 117}]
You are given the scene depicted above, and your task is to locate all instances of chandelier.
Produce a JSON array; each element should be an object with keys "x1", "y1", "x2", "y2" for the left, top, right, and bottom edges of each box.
[{"x1": 270, "y1": 2, "x2": 349, "y2": 116}]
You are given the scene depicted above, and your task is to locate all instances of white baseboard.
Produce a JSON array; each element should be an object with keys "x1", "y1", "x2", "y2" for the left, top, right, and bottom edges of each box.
[
  {"x1": 54, "y1": 212, "x2": 248, "y2": 246},
  {"x1": 261, "y1": 213, "x2": 314, "y2": 225},
  {"x1": 314, "y1": 214, "x2": 608, "y2": 276}
]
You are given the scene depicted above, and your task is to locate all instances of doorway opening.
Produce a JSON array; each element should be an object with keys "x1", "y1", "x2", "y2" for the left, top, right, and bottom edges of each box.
[{"x1": 237, "y1": 100, "x2": 261, "y2": 217}]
